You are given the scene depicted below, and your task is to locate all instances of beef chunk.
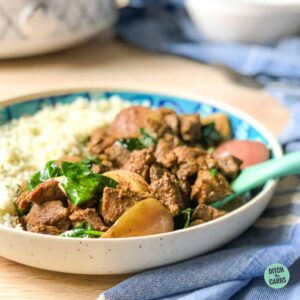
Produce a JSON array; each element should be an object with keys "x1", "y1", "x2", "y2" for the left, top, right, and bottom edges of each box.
[
  {"x1": 190, "y1": 219, "x2": 206, "y2": 226},
  {"x1": 173, "y1": 146, "x2": 205, "y2": 180},
  {"x1": 105, "y1": 143, "x2": 131, "y2": 168},
  {"x1": 25, "y1": 201, "x2": 70, "y2": 235},
  {"x1": 149, "y1": 163, "x2": 166, "y2": 182},
  {"x1": 150, "y1": 163, "x2": 191, "y2": 204},
  {"x1": 123, "y1": 148, "x2": 155, "y2": 181},
  {"x1": 15, "y1": 180, "x2": 66, "y2": 210},
  {"x1": 221, "y1": 197, "x2": 245, "y2": 212},
  {"x1": 192, "y1": 203, "x2": 226, "y2": 222},
  {"x1": 91, "y1": 164, "x2": 101, "y2": 174},
  {"x1": 218, "y1": 155, "x2": 242, "y2": 180},
  {"x1": 28, "y1": 180, "x2": 66, "y2": 206},
  {"x1": 69, "y1": 208, "x2": 108, "y2": 231},
  {"x1": 177, "y1": 179, "x2": 191, "y2": 202},
  {"x1": 158, "y1": 108, "x2": 179, "y2": 134},
  {"x1": 88, "y1": 127, "x2": 115, "y2": 155},
  {"x1": 198, "y1": 154, "x2": 218, "y2": 170},
  {"x1": 191, "y1": 169, "x2": 232, "y2": 204},
  {"x1": 154, "y1": 134, "x2": 180, "y2": 168},
  {"x1": 98, "y1": 154, "x2": 114, "y2": 172},
  {"x1": 15, "y1": 191, "x2": 32, "y2": 211},
  {"x1": 110, "y1": 106, "x2": 167, "y2": 139},
  {"x1": 101, "y1": 182, "x2": 149, "y2": 225},
  {"x1": 150, "y1": 172, "x2": 184, "y2": 216},
  {"x1": 180, "y1": 114, "x2": 201, "y2": 143}
]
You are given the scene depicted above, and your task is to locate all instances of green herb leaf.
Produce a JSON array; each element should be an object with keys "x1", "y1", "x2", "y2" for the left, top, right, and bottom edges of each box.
[
  {"x1": 27, "y1": 160, "x2": 62, "y2": 191},
  {"x1": 60, "y1": 221, "x2": 104, "y2": 238},
  {"x1": 180, "y1": 208, "x2": 193, "y2": 228},
  {"x1": 61, "y1": 161, "x2": 117, "y2": 206},
  {"x1": 117, "y1": 128, "x2": 157, "y2": 151},
  {"x1": 174, "y1": 207, "x2": 194, "y2": 229},
  {"x1": 60, "y1": 228, "x2": 104, "y2": 238},
  {"x1": 207, "y1": 147, "x2": 215, "y2": 154},
  {"x1": 139, "y1": 128, "x2": 157, "y2": 147},
  {"x1": 117, "y1": 138, "x2": 145, "y2": 151},
  {"x1": 202, "y1": 123, "x2": 222, "y2": 147},
  {"x1": 209, "y1": 168, "x2": 218, "y2": 177}
]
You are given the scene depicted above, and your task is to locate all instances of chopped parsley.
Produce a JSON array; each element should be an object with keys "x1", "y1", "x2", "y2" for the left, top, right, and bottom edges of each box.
[
  {"x1": 117, "y1": 128, "x2": 157, "y2": 151},
  {"x1": 209, "y1": 168, "x2": 218, "y2": 177},
  {"x1": 60, "y1": 222, "x2": 104, "y2": 238},
  {"x1": 174, "y1": 208, "x2": 194, "y2": 229},
  {"x1": 202, "y1": 123, "x2": 222, "y2": 147},
  {"x1": 27, "y1": 160, "x2": 62, "y2": 191}
]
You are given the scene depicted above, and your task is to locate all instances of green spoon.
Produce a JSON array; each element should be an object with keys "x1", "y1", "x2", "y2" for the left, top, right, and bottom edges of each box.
[{"x1": 211, "y1": 151, "x2": 300, "y2": 209}]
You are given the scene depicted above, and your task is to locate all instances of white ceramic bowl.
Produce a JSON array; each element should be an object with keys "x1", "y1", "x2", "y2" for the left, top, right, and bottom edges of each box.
[
  {"x1": 0, "y1": 0, "x2": 116, "y2": 58},
  {"x1": 185, "y1": 0, "x2": 300, "y2": 43},
  {"x1": 0, "y1": 89, "x2": 282, "y2": 274}
]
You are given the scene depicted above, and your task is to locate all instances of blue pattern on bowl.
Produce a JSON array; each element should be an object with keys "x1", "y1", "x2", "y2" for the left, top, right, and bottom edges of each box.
[{"x1": 0, "y1": 91, "x2": 268, "y2": 145}]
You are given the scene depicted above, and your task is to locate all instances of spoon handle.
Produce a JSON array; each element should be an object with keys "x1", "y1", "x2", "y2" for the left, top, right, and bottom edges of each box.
[
  {"x1": 231, "y1": 151, "x2": 300, "y2": 195},
  {"x1": 211, "y1": 151, "x2": 300, "y2": 209}
]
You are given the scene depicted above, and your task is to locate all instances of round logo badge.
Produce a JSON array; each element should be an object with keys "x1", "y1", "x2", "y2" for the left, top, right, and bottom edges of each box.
[{"x1": 264, "y1": 263, "x2": 290, "y2": 289}]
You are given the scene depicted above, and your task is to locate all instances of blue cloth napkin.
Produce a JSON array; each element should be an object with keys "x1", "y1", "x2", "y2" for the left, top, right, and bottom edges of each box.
[
  {"x1": 116, "y1": 0, "x2": 300, "y2": 152},
  {"x1": 100, "y1": 1, "x2": 300, "y2": 299}
]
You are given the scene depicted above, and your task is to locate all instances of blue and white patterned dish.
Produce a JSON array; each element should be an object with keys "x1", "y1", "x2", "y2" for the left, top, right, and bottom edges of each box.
[
  {"x1": 0, "y1": 90, "x2": 268, "y2": 145},
  {"x1": 0, "y1": 89, "x2": 282, "y2": 275}
]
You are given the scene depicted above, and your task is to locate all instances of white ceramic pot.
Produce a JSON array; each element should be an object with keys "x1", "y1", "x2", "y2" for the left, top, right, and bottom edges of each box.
[
  {"x1": 0, "y1": 0, "x2": 116, "y2": 58},
  {"x1": 185, "y1": 0, "x2": 300, "y2": 43}
]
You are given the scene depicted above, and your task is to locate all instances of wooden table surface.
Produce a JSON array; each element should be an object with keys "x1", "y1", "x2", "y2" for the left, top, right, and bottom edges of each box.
[{"x1": 0, "y1": 37, "x2": 290, "y2": 300}]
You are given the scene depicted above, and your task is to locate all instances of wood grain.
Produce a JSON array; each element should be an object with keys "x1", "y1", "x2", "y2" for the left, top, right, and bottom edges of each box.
[{"x1": 0, "y1": 37, "x2": 290, "y2": 299}]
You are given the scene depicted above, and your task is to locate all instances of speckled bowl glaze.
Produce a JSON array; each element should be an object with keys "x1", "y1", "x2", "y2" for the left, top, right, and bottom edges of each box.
[{"x1": 0, "y1": 89, "x2": 282, "y2": 274}]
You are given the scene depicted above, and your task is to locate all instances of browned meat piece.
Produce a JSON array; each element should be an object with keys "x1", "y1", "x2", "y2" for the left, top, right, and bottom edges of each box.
[
  {"x1": 15, "y1": 191, "x2": 32, "y2": 211},
  {"x1": 150, "y1": 172, "x2": 184, "y2": 216},
  {"x1": 149, "y1": 163, "x2": 191, "y2": 204},
  {"x1": 177, "y1": 179, "x2": 191, "y2": 202},
  {"x1": 149, "y1": 163, "x2": 166, "y2": 182},
  {"x1": 158, "y1": 108, "x2": 179, "y2": 134},
  {"x1": 104, "y1": 143, "x2": 131, "y2": 168},
  {"x1": 192, "y1": 203, "x2": 226, "y2": 222},
  {"x1": 179, "y1": 114, "x2": 201, "y2": 143},
  {"x1": 123, "y1": 148, "x2": 155, "y2": 181},
  {"x1": 69, "y1": 208, "x2": 108, "y2": 231},
  {"x1": 15, "y1": 180, "x2": 66, "y2": 210},
  {"x1": 91, "y1": 164, "x2": 101, "y2": 173},
  {"x1": 25, "y1": 201, "x2": 70, "y2": 235},
  {"x1": 191, "y1": 169, "x2": 232, "y2": 204},
  {"x1": 88, "y1": 127, "x2": 115, "y2": 155},
  {"x1": 28, "y1": 180, "x2": 66, "y2": 206},
  {"x1": 154, "y1": 134, "x2": 180, "y2": 168},
  {"x1": 98, "y1": 154, "x2": 114, "y2": 172},
  {"x1": 190, "y1": 219, "x2": 206, "y2": 226},
  {"x1": 221, "y1": 197, "x2": 245, "y2": 212},
  {"x1": 110, "y1": 106, "x2": 167, "y2": 139},
  {"x1": 173, "y1": 146, "x2": 205, "y2": 180},
  {"x1": 197, "y1": 154, "x2": 218, "y2": 170},
  {"x1": 217, "y1": 155, "x2": 242, "y2": 180},
  {"x1": 101, "y1": 182, "x2": 149, "y2": 225}
]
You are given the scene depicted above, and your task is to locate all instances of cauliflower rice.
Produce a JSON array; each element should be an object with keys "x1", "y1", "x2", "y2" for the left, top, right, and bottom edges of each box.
[{"x1": 0, "y1": 96, "x2": 133, "y2": 228}]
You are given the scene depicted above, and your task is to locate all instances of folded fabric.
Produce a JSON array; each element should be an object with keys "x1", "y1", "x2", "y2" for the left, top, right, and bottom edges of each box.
[
  {"x1": 117, "y1": 0, "x2": 300, "y2": 152},
  {"x1": 100, "y1": 177, "x2": 300, "y2": 300}
]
